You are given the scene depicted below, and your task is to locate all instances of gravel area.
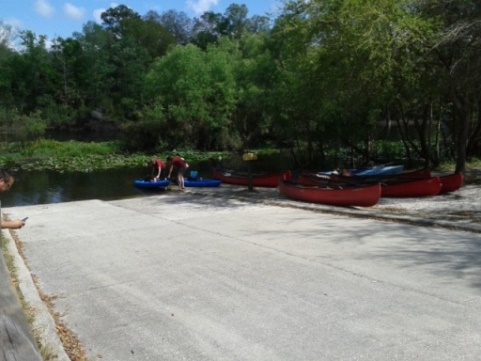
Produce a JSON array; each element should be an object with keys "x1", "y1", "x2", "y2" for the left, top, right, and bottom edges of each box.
[
  {"x1": 372, "y1": 184, "x2": 481, "y2": 224},
  {"x1": 188, "y1": 169, "x2": 481, "y2": 229},
  {"x1": 371, "y1": 169, "x2": 481, "y2": 225}
]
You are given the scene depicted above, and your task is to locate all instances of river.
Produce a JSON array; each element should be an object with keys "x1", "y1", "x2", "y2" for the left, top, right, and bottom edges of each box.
[{"x1": 0, "y1": 154, "x2": 298, "y2": 207}]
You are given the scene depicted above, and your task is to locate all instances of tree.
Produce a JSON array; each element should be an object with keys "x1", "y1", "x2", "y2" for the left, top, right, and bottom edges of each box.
[
  {"x1": 145, "y1": 10, "x2": 194, "y2": 45},
  {"x1": 191, "y1": 12, "x2": 224, "y2": 49},
  {"x1": 229, "y1": 34, "x2": 280, "y2": 150},
  {"x1": 426, "y1": 0, "x2": 481, "y2": 172},
  {"x1": 7, "y1": 31, "x2": 59, "y2": 113},
  {"x1": 122, "y1": 17, "x2": 175, "y2": 60},
  {"x1": 100, "y1": 5, "x2": 173, "y2": 120},
  {"x1": 270, "y1": 0, "x2": 443, "y2": 167},
  {"x1": 222, "y1": 3, "x2": 249, "y2": 38},
  {"x1": 144, "y1": 43, "x2": 237, "y2": 150},
  {"x1": 72, "y1": 22, "x2": 116, "y2": 116},
  {"x1": 247, "y1": 15, "x2": 272, "y2": 33},
  {"x1": 0, "y1": 22, "x2": 16, "y2": 107},
  {"x1": 100, "y1": 5, "x2": 142, "y2": 37}
]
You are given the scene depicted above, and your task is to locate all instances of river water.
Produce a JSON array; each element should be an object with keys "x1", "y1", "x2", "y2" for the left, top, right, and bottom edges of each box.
[
  {"x1": 0, "y1": 154, "x2": 298, "y2": 208},
  {"x1": 1, "y1": 167, "x2": 147, "y2": 208}
]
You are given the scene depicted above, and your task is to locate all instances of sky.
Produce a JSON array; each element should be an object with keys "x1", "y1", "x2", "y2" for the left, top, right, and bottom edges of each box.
[{"x1": 1, "y1": 0, "x2": 282, "y2": 41}]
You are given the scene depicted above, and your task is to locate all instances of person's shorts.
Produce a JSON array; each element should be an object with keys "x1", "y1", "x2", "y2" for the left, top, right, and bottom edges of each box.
[{"x1": 179, "y1": 166, "x2": 187, "y2": 175}]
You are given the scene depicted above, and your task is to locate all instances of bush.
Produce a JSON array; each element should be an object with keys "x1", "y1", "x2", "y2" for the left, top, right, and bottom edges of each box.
[{"x1": 120, "y1": 106, "x2": 167, "y2": 152}]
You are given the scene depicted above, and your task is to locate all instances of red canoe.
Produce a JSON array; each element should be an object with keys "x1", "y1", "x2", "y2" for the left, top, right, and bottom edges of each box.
[
  {"x1": 213, "y1": 168, "x2": 291, "y2": 187},
  {"x1": 379, "y1": 176, "x2": 442, "y2": 197},
  {"x1": 278, "y1": 180, "x2": 381, "y2": 207},
  {"x1": 298, "y1": 172, "x2": 442, "y2": 198},
  {"x1": 439, "y1": 173, "x2": 464, "y2": 194},
  {"x1": 297, "y1": 167, "x2": 431, "y2": 187},
  {"x1": 397, "y1": 168, "x2": 432, "y2": 178}
]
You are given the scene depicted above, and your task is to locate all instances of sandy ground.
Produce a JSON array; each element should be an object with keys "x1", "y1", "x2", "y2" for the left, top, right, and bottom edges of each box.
[{"x1": 372, "y1": 170, "x2": 481, "y2": 225}]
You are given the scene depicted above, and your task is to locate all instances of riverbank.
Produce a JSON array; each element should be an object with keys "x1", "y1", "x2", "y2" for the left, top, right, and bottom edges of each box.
[{"x1": 0, "y1": 139, "x2": 226, "y2": 172}]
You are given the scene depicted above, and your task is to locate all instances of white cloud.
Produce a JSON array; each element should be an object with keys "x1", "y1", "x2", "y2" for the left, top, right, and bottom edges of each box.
[
  {"x1": 187, "y1": 0, "x2": 219, "y2": 15},
  {"x1": 4, "y1": 17, "x2": 23, "y2": 29},
  {"x1": 1, "y1": 19, "x2": 20, "y2": 48},
  {"x1": 35, "y1": 0, "x2": 55, "y2": 18},
  {"x1": 93, "y1": 9, "x2": 105, "y2": 24},
  {"x1": 64, "y1": 3, "x2": 86, "y2": 21}
]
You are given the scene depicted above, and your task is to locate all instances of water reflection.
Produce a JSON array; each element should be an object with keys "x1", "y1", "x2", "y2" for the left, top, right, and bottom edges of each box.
[{"x1": 1, "y1": 168, "x2": 148, "y2": 207}]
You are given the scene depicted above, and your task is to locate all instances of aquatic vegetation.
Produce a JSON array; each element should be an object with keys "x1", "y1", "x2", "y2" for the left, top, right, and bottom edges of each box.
[{"x1": 0, "y1": 140, "x2": 226, "y2": 172}]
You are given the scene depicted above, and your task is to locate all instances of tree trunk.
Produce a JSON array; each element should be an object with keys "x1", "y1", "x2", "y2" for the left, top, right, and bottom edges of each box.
[{"x1": 452, "y1": 93, "x2": 468, "y2": 173}]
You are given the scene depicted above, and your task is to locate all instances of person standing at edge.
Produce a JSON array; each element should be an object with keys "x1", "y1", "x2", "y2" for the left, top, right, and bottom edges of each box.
[
  {"x1": 0, "y1": 169, "x2": 26, "y2": 229},
  {"x1": 167, "y1": 155, "x2": 189, "y2": 190},
  {"x1": 151, "y1": 158, "x2": 166, "y2": 181}
]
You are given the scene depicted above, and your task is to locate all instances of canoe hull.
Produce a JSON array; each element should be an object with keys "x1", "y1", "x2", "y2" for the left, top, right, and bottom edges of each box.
[
  {"x1": 279, "y1": 180, "x2": 381, "y2": 207},
  {"x1": 298, "y1": 168, "x2": 433, "y2": 187},
  {"x1": 213, "y1": 169, "x2": 290, "y2": 188},
  {"x1": 439, "y1": 173, "x2": 464, "y2": 194},
  {"x1": 380, "y1": 177, "x2": 442, "y2": 197},
  {"x1": 298, "y1": 172, "x2": 442, "y2": 198}
]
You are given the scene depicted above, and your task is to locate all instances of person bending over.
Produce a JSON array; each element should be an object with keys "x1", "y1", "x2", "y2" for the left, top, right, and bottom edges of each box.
[
  {"x1": 151, "y1": 158, "x2": 166, "y2": 181},
  {"x1": 167, "y1": 156, "x2": 189, "y2": 190}
]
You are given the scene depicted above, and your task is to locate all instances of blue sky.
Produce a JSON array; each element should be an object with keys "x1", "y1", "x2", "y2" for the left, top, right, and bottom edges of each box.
[{"x1": 2, "y1": 0, "x2": 282, "y2": 41}]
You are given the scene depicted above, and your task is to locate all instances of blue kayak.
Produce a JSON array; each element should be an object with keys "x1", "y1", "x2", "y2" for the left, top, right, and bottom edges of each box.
[
  {"x1": 354, "y1": 165, "x2": 404, "y2": 177},
  {"x1": 133, "y1": 179, "x2": 170, "y2": 189},
  {"x1": 321, "y1": 165, "x2": 404, "y2": 177}
]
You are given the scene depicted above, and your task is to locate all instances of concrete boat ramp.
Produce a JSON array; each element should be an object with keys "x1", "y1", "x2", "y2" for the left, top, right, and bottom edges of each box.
[{"x1": 2, "y1": 188, "x2": 481, "y2": 360}]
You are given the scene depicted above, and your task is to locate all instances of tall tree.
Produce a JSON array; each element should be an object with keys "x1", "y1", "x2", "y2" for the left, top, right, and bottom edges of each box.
[
  {"x1": 271, "y1": 0, "x2": 442, "y2": 166},
  {"x1": 8, "y1": 31, "x2": 58, "y2": 113},
  {"x1": 426, "y1": 0, "x2": 481, "y2": 172},
  {"x1": 72, "y1": 22, "x2": 116, "y2": 115},
  {"x1": 145, "y1": 10, "x2": 194, "y2": 45},
  {"x1": 100, "y1": 4, "x2": 142, "y2": 37},
  {"x1": 99, "y1": 5, "x2": 171, "y2": 120},
  {"x1": 192, "y1": 12, "x2": 224, "y2": 49},
  {"x1": 144, "y1": 43, "x2": 237, "y2": 150},
  {"x1": 229, "y1": 34, "x2": 279, "y2": 150}
]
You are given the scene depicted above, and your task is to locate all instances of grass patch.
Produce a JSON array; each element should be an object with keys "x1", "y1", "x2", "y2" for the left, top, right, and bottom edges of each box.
[
  {"x1": 0, "y1": 140, "x2": 227, "y2": 172},
  {"x1": 23, "y1": 139, "x2": 118, "y2": 158}
]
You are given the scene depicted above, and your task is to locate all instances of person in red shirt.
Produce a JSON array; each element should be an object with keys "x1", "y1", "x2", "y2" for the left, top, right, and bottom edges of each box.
[
  {"x1": 167, "y1": 155, "x2": 189, "y2": 190},
  {"x1": 151, "y1": 158, "x2": 166, "y2": 181}
]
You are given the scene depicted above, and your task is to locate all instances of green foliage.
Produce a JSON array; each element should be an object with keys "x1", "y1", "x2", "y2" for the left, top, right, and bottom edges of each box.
[
  {"x1": 0, "y1": 139, "x2": 227, "y2": 172},
  {"x1": 24, "y1": 112, "x2": 47, "y2": 140},
  {"x1": 0, "y1": 0, "x2": 480, "y2": 173},
  {"x1": 372, "y1": 140, "x2": 409, "y2": 159},
  {"x1": 0, "y1": 109, "x2": 47, "y2": 142},
  {"x1": 144, "y1": 42, "x2": 237, "y2": 150},
  {"x1": 101, "y1": 5, "x2": 142, "y2": 36},
  {"x1": 121, "y1": 107, "x2": 166, "y2": 152},
  {"x1": 0, "y1": 139, "x2": 129, "y2": 172},
  {"x1": 20, "y1": 139, "x2": 118, "y2": 157}
]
